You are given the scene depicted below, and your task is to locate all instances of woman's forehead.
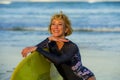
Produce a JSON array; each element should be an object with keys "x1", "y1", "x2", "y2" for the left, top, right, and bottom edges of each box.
[{"x1": 52, "y1": 19, "x2": 64, "y2": 22}]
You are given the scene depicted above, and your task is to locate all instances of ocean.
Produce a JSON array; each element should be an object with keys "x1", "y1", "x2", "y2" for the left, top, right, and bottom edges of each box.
[{"x1": 0, "y1": 2, "x2": 120, "y2": 80}]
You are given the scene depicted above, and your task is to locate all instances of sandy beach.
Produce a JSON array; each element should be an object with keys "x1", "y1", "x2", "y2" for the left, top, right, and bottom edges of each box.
[
  {"x1": 80, "y1": 49, "x2": 120, "y2": 80},
  {"x1": 0, "y1": 44, "x2": 120, "y2": 80}
]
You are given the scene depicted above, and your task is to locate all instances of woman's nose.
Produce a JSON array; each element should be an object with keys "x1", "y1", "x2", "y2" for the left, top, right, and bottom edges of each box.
[{"x1": 54, "y1": 24, "x2": 59, "y2": 28}]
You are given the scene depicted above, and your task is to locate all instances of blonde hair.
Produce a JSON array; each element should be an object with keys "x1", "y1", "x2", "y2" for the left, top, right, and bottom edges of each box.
[{"x1": 48, "y1": 12, "x2": 73, "y2": 36}]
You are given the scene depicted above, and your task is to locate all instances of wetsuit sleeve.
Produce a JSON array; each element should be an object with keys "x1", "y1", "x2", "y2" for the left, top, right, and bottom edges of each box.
[
  {"x1": 36, "y1": 43, "x2": 78, "y2": 65},
  {"x1": 35, "y1": 38, "x2": 49, "y2": 48}
]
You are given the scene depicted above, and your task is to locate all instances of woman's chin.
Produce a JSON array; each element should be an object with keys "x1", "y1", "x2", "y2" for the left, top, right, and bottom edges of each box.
[
  {"x1": 52, "y1": 34, "x2": 60, "y2": 37},
  {"x1": 53, "y1": 36, "x2": 59, "y2": 37},
  {"x1": 52, "y1": 34, "x2": 64, "y2": 38}
]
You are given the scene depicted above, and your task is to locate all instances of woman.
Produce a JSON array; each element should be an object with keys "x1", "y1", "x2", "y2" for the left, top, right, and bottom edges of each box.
[{"x1": 22, "y1": 12, "x2": 96, "y2": 80}]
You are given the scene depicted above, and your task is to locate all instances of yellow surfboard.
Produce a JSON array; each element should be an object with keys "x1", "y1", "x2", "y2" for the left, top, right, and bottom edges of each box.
[{"x1": 10, "y1": 51, "x2": 62, "y2": 80}]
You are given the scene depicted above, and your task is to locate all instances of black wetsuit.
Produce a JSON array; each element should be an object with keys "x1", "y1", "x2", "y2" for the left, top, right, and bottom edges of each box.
[{"x1": 36, "y1": 38, "x2": 94, "y2": 80}]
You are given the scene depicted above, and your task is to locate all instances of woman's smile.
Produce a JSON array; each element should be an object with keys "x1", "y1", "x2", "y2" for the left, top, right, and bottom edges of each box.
[{"x1": 51, "y1": 19, "x2": 65, "y2": 37}]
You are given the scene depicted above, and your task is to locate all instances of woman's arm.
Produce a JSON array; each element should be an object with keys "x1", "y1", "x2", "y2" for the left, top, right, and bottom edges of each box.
[
  {"x1": 21, "y1": 37, "x2": 69, "y2": 57},
  {"x1": 21, "y1": 38, "x2": 49, "y2": 57},
  {"x1": 36, "y1": 43, "x2": 78, "y2": 65},
  {"x1": 21, "y1": 46, "x2": 37, "y2": 57}
]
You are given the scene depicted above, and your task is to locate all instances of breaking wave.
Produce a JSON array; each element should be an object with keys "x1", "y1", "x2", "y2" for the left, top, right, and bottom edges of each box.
[
  {"x1": 74, "y1": 27, "x2": 120, "y2": 32},
  {"x1": 0, "y1": 27, "x2": 48, "y2": 31},
  {"x1": 1, "y1": 27, "x2": 120, "y2": 32}
]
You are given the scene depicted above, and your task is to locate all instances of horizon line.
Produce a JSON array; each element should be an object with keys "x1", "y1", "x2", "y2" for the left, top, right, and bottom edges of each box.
[{"x1": 0, "y1": 0, "x2": 120, "y2": 4}]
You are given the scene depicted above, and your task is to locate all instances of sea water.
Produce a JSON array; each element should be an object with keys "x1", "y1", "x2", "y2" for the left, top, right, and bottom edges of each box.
[{"x1": 0, "y1": 2, "x2": 120, "y2": 80}]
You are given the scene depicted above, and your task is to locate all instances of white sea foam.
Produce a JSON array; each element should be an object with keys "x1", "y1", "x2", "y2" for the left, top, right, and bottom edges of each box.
[
  {"x1": 74, "y1": 27, "x2": 120, "y2": 32},
  {"x1": 1, "y1": 26, "x2": 120, "y2": 32}
]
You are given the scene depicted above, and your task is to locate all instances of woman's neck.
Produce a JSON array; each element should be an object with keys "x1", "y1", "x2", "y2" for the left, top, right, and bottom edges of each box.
[{"x1": 56, "y1": 41, "x2": 64, "y2": 50}]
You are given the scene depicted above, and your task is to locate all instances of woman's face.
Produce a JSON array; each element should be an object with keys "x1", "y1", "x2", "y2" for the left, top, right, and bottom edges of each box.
[{"x1": 50, "y1": 19, "x2": 66, "y2": 38}]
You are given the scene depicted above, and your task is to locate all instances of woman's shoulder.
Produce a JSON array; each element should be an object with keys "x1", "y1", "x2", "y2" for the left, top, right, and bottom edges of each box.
[
  {"x1": 67, "y1": 40, "x2": 78, "y2": 47},
  {"x1": 65, "y1": 40, "x2": 79, "y2": 52},
  {"x1": 36, "y1": 38, "x2": 49, "y2": 47}
]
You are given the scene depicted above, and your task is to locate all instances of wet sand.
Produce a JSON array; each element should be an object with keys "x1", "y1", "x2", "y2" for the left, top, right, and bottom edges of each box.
[{"x1": 0, "y1": 46, "x2": 120, "y2": 80}]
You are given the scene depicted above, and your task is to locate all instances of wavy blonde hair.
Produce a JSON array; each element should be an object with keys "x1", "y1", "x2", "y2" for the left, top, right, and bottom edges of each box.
[{"x1": 48, "y1": 12, "x2": 73, "y2": 36}]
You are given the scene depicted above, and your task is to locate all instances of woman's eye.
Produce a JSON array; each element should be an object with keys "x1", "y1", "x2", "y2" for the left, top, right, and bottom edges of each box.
[
  {"x1": 51, "y1": 23, "x2": 55, "y2": 25},
  {"x1": 58, "y1": 24, "x2": 62, "y2": 26}
]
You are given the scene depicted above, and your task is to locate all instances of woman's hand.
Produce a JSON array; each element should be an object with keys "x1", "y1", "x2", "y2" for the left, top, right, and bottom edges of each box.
[
  {"x1": 48, "y1": 36, "x2": 69, "y2": 42},
  {"x1": 21, "y1": 46, "x2": 37, "y2": 57}
]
